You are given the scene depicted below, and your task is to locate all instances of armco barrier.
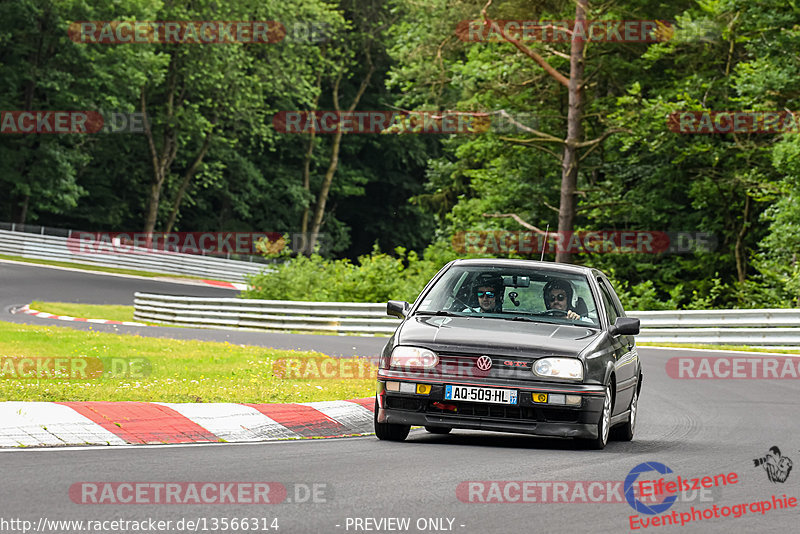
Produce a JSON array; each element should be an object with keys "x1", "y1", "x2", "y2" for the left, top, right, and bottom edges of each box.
[
  {"x1": 0, "y1": 229, "x2": 266, "y2": 284},
  {"x1": 133, "y1": 294, "x2": 800, "y2": 344},
  {"x1": 134, "y1": 293, "x2": 402, "y2": 334}
]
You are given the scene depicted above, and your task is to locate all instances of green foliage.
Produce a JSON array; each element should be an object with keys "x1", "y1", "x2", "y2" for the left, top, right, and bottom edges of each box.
[
  {"x1": 4, "y1": 0, "x2": 800, "y2": 309},
  {"x1": 243, "y1": 241, "x2": 462, "y2": 303}
]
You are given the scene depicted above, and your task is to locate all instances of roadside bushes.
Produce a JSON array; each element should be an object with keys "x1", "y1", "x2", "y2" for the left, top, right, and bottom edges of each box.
[{"x1": 242, "y1": 242, "x2": 461, "y2": 303}]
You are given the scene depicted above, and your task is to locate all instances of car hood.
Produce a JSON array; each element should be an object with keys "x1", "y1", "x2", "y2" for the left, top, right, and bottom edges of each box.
[{"x1": 397, "y1": 315, "x2": 600, "y2": 357}]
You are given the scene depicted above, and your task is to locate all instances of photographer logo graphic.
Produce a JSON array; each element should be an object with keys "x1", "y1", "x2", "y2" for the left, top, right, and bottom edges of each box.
[{"x1": 753, "y1": 446, "x2": 793, "y2": 483}]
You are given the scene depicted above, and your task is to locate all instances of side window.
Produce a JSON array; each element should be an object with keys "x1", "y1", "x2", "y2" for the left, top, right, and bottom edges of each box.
[
  {"x1": 600, "y1": 277, "x2": 626, "y2": 317},
  {"x1": 598, "y1": 281, "x2": 619, "y2": 326}
]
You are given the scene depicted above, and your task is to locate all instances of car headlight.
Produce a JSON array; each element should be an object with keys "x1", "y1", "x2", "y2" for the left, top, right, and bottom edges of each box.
[
  {"x1": 390, "y1": 346, "x2": 439, "y2": 369},
  {"x1": 533, "y1": 358, "x2": 583, "y2": 380}
]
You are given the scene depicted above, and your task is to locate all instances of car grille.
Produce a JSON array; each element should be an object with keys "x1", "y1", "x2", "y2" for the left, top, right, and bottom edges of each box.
[
  {"x1": 436, "y1": 352, "x2": 535, "y2": 380},
  {"x1": 385, "y1": 396, "x2": 579, "y2": 423}
]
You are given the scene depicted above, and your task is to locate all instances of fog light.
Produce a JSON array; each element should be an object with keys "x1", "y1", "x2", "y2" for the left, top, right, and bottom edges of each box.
[
  {"x1": 416, "y1": 384, "x2": 431, "y2": 395},
  {"x1": 399, "y1": 382, "x2": 416, "y2": 393},
  {"x1": 386, "y1": 381, "x2": 400, "y2": 392},
  {"x1": 548, "y1": 394, "x2": 566, "y2": 405},
  {"x1": 565, "y1": 395, "x2": 582, "y2": 406}
]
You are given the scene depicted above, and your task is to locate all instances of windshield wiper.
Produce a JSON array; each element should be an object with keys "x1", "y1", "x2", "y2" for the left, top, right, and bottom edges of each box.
[
  {"x1": 415, "y1": 310, "x2": 461, "y2": 316},
  {"x1": 506, "y1": 316, "x2": 546, "y2": 323}
]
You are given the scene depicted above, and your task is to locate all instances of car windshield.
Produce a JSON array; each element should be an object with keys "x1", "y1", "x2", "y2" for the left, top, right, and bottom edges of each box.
[{"x1": 416, "y1": 265, "x2": 600, "y2": 327}]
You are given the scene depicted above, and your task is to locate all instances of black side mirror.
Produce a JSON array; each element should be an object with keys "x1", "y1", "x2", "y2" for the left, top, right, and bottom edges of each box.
[
  {"x1": 387, "y1": 300, "x2": 410, "y2": 319},
  {"x1": 609, "y1": 317, "x2": 640, "y2": 336}
]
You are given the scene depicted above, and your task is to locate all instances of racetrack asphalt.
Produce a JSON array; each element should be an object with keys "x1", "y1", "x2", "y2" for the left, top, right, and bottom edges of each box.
[
  {"x1": 1, "y1": 346, "x2": 797, "y2": 533},
  {"x1": 1, "y1": 260, "x2": 798, "y2": 533}
]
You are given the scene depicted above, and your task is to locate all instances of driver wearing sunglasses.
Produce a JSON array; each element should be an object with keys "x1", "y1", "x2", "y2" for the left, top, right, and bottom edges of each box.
[
  {"x1": 469, "y1": 273, "x2": 504, "y2": 313},
  {"x1": 476, "y1": 286, "x2": 499, "y2": 312},
  {"x1": 543, "y1": 279, "x2": 581, "y2": 320}
]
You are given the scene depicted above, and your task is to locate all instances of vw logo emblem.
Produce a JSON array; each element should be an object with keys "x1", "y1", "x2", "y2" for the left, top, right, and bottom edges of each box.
[{"x1": 476, "y1": 355, "x2": 493, "y2": 371}]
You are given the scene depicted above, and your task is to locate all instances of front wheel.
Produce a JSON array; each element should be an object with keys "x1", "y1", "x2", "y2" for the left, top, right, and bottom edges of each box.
[
  {"x1": 374, "y1": 399, "x2": 410, "y2": 441},
  {"x1": 581, "y1": 385, "x2": 611, "y2": 450}
]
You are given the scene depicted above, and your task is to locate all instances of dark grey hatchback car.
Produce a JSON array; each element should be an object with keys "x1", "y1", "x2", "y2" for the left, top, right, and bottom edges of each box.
[{"x1": 374, "y1": 259, "x2": 641, "y2": 449}]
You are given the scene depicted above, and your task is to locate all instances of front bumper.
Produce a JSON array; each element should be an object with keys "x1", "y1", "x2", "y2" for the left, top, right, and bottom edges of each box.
[{"x1": 376, "y1": 376, "x2": 605, "y2": 439}]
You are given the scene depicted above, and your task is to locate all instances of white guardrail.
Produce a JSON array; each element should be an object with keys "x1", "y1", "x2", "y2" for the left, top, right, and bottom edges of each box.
[
  {"x1": 133, "y1": 293, "x2": 800, "y2": 346},
  {"x1": 0, "y1": 229, "x2": 267, "y2": 284},
  {"x1": 134, "y1": 293, "x2": 400, "y2": 334}
]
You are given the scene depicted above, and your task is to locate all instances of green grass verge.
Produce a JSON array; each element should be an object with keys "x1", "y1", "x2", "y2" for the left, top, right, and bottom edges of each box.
[
  {"x1": 30, "y1": 301, "x2": 136, "y2": 323},
  {"x1": 0, "y1": 321, "x2": 376, "y2": 403},
  {"x1": 638, "y1": 342, "x2": 800, "y2": 354},
  {"x1": 0, "y1": 253, "x2": 214, "y2": 281}
]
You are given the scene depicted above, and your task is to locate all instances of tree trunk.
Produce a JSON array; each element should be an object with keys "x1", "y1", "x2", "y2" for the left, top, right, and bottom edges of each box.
[
  {"x1": 144, "y1": 181, "x2": 162, "y2": 239},
  {"x1": 12, "y1": 195, "x2": 29, "y2": 225},
  {"x1": 164, "y1": 131, "x2": 214, "y2": 234},
  {"x1": 734, "y1": 195, "x2": 750, "y2": 283},
  {"x1": 555, "y1": 0, "x2": 588, "y2": 264},
  {"x1": 300, "y1": 72, "x2": 323, "y2": 255},
  {"x1": 307, "y1": 54, "x2": 374, "y2": 253},
  {"x1": 12, "y1": 32, "x2": 39, "y2": 226},
  {"x1": 308, "y1": 130, "x2": 343, "y2": 254},
  {"x1": 142, "y1": 55, "x2": 179, "y2": 235}
]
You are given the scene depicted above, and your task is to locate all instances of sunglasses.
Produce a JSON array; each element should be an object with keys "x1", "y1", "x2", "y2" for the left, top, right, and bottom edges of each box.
[
  {"x1": 476, "y1": 291, "x2": 496, "y2": 298},
  {"x1": 547, "y1": 293, "x2": 566, "y2": 302}
]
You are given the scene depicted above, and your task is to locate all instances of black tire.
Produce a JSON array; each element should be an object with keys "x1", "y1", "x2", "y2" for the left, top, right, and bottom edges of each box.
[
  {"x1": 374, "y1": 399, "x2": 410, "y2": 441},
  {"x1": 581, "y1": 384, "x2": 612, "y2": 450},
  {"x1": 612, "y1": 385, "x2": 638, "y2": 442},
  {"x1": 424, "y1": 426, "x2": 452, "y2": 434}
]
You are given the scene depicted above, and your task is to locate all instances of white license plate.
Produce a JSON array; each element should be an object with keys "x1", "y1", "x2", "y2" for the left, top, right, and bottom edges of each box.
[{"x1": 444, "y1": 385, "x2": 518, "y2": 405}]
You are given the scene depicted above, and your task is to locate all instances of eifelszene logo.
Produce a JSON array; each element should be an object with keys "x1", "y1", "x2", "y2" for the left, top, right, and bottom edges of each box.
[
  {"x1": 625, "y1": 462, "x2": 678, "y2": 515},
  {"x1": 624, "y1": 462, "x2": 736, "y2": 516}
]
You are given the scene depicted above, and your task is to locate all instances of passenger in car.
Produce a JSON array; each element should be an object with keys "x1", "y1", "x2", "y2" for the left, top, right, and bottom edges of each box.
[{"x1": 543, "y1": 279, "x2": 583, "y2": 320}]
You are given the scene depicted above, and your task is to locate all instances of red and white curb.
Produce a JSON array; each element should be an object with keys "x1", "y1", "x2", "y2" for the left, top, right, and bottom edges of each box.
[
  {"x1": 15, "y1": 304, "x2": 147, "y2": 327},
  {"x1": 0, "y1": 398, "x2": 375, "y2": 447},
  {"x1": 199, "y1": 279, "x2": 247, "y2": 290}
]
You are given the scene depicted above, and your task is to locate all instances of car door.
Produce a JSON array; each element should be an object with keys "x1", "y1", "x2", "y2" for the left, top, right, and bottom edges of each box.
[{"x1": 596, "y1": 275, "x2": 637, "y2": 416}]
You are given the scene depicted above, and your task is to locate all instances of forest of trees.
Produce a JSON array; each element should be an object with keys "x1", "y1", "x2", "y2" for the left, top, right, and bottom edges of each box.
[{"x1": 2, "y1": 0, "x2": 799, "y2": 309}]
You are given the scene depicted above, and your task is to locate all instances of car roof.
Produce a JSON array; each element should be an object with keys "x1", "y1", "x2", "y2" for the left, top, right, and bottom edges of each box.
[{"x1": 450, "y1": 258, "x2": 599, "y2": 277}]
